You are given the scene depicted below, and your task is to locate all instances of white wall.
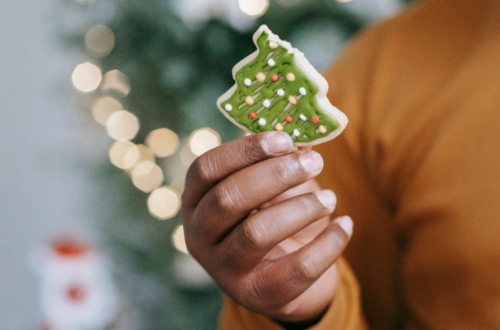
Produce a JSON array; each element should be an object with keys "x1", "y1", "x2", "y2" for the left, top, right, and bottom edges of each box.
[{"x1": 0, "y1": 1, "x2": 93, "y2": 328}]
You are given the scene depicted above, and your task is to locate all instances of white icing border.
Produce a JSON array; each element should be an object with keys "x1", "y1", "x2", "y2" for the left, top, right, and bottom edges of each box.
[{"x1": 216, "y1": 25, "x2": 348, "y2": 146}]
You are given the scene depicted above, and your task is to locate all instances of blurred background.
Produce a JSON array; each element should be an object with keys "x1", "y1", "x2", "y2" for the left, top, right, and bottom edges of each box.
[{"x1": 0, "y1": 0, "x2": 411, "y2": 329}]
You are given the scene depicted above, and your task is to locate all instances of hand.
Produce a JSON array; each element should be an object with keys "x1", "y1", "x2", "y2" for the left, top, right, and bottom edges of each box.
[{"x1": 182, "y1": 132, "x2": 353, "y2": 323}]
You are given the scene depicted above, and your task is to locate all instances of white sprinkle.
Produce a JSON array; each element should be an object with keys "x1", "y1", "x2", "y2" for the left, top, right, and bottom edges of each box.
[
  {"x1": 300, "y1": 114, "x2": 307, "y2": 121},
  {"x1": 263, "y1": 99, "x2": 271, "y2": 107},
  {"x1": 293, "y1": 129, "x2": 300, "y2": 136},
  {"x1": 258, "y1": 118, "x2": 267, "y2": 126},
  {"x1": 277, "y1": 89, "x2": 285, "y2": 96},
  {"x1": 225, "y1": 104, "x2": 232, "y2": 112},
  {"x1": 299, "y1": 87, "x2": 307, "y2": 95},
  {"x1": 244, "y1": 78, "x2": 252, "y2": 86},
  {"x1": 268, "y1": 59, "x2": 275, "y2": 67}
]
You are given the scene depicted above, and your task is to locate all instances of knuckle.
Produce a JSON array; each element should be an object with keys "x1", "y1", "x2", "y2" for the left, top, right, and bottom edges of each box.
[
  {"x1": 241, "y1": 137, "x2": 266, "y2": 163},
  {"x1": 238, "y1": 222, "x2": 267, "y2": 251},
  {"x1": 292, "y1": 257, "x2": 316, "y2": 283},
  {"x1": 191, "y1": 156, "x2": 214, "y2": 184},
  {"x1": 213, "y1": 184, "x2": 238, "y2": 214},
  {"x1": 270, "y1": 158, "x2": 293, "y2": 185}
]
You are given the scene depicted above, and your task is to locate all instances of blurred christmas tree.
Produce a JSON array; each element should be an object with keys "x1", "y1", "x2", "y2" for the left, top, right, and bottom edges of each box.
[{"x1": 58, "y1": 0, "x2": 410, "y2": 329}]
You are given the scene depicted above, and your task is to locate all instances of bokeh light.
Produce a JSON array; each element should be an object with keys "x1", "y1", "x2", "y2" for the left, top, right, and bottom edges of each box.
[
  {"x1": 148, "y1": 186, "x2": 181, "y2": 220},
  {"x1": 170, "y1": 176, "x2": 186, "y2": 194},
  {"x1": 101, "y1": 70, "x2": 131, "y2": 96},
  {"x1": 91, "y1": 96, "x2": 123, "y2": 125},
  {"x1": 71, "y1": 62, "x2": 102, "y2": 93},
  {"x1": 238, "y1": 0, "x2": 269, "y2": 17},
  {"x1": 145, "y1": 128, "x2": 180, "y2": 158},
  {"x1": 106, "y1": 110, "x2": 139, "y2": 141},
  {"x1": 85, "y1": 25, "x2": 115, "y2": 57},
  {"x1": 131, "y1": 161, "x2": 164, "y2": 192},
  {"x1": 172, "y1": 225, "x2": 188, "y2": 254},
  {"x1": 188, "y1": 128, "x2": 221, "y2": 157},
  {"x1": 109, "y1": 141, "x2": 136, "y2": 169},
  {"x1": 124, "y1": 144, "x2": 155, "y2": 170}
]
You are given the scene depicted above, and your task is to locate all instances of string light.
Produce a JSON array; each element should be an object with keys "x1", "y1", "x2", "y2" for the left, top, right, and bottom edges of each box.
[
  {"x1": 131, "y1": 161, "x2": 164, "y2": 192},
  {"x1": 109, "y1": 141, "x2": 136, "y2": 169},
  {"x1": 145, "y1": 128, "x2": 180, "y2": 158},
  {"x1": 188, "y1": 128, "x2": 221, "y2": 156},
  {"x1": 172, "y1": 225, "x2": 188, "y2": 254},
  {"x1": 106, "y1": 110, "x2": 140, "y2": 141},
  {"x1": 85, "y1": 25, "x2": 115, "y2": 58},
  {"x1": 71, "y1": 62, "x2": 102, "y2": 93},
  {"x1": 101, "y1": 70, "x2": 131, "y2": 96},
  {"x1": 180, "y1": 144, "x2": 197, "y2": 167},
  {"x1": 148, "y1": 186, "x2": 181, "y2": 220},
  {"x1": 91, "y1": 96, "x2": 122, "y2": 125},
  {"x1": 238, "y1": 0, "x2": 269, "y2": 17}
]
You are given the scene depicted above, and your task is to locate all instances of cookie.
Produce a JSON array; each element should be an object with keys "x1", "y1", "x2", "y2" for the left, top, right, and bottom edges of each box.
[{"x1": 217, "y1": 25, "x2": 348, "y2": 146}]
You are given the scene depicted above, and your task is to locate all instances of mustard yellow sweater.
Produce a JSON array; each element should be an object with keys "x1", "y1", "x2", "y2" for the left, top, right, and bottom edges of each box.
[{"x1": 220, "y1": 0, "x2": 500, "y2": 328}]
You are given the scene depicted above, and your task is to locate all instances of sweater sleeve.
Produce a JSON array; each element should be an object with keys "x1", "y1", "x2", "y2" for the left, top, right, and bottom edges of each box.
[{"x1": 218, "y1": 22, "x2": 387, "y2": 330}]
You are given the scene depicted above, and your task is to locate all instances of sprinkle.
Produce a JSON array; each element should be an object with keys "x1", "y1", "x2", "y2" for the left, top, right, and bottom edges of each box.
[
  {"x1": 288, "y1": 95, "x2": 297, "y2": 105},
  {"x1": 269, "y1": 42, "x2": 278, "y2": 50},
  {"x1": 244, "y1": 78, "x2": 252, "y2": 86},
  {"x1": 250, "y1": 112, "x2": 257, "y2": 119},
  {"x1": 300, "y1": 114, "x2": 307, "y2": 121},
  {"x1": 258, "y1": 118, "x2": 267, "y2": 126},
  {"x1": 224, "y1": 104, "x2": 232, "y2": 112},
  {"x1": 293, "y1": 129, "x2": 300, "y2": 136},
  {"x1": 319, "y1": 125, "x2": 327, "y2": 134},
  {"x1": 275, "y1": 123, "x2": 283, "y2": 131},
  {"x1": 245, "y1": 96, "x2": 254, "y2": 105},
  {"x1": 312, "y1": 116, "x2": 319, "y2": 124},
  {"x1": 268, "y1": 59, "x2": 276, "y2": 67},
  {"x1": 263, "y1": 99, "x2": 271, "y2": 107},
  {"x1": 299, "y1": 87, "x2": 307, "y2": 96},
  {"x1": 271, "y1": 74, "x2": 279, "y2": 82},
  {"x1": 256, "y1": 72, "x2": 266, "y2": 82},
  {"x1": 277, "y1": 89, "x2": 285, "y2": 96},
  {"x1": 285, "y1": 116, "x2": 293, "y2": 123},
  {"x1": 287, "y1": 73, "x2": 296, "y2": 81}
]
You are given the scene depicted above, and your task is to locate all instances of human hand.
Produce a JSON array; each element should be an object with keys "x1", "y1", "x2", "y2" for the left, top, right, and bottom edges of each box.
[{"x1": 182, "y1": 132, "x2": 353, "y2": 323}]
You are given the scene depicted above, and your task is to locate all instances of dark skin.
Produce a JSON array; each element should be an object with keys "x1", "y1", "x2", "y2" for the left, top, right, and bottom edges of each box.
[{"x1": 182, "y1": 131, "x2": 353, "y2": 326}]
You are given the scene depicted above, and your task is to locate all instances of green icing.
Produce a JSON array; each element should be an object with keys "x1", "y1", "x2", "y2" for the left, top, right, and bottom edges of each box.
[{"x1": 221, "y1": 31, "x2": 339, "y2": 143}]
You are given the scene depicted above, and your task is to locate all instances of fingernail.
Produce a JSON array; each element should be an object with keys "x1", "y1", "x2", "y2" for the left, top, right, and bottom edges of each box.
[
  {"x1": 263, "y1": 132, "x2": 293, "y2": 155},
  {"x1": 316, "y1": 190, "x2": 336, "y2": 208},
  {"x1": 337, "y1": 216, "x2": 353, "y2": 236},
  {"x1": 299, "y1": 150, "x2": 323, "y2": 173}
]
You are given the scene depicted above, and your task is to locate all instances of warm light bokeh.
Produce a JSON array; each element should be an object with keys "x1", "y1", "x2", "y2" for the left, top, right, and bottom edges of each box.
[
  {"x1": 101, "y1": 70, "x2": 131, "y2": 96},
  {"x1": 91, "y1": 96, "x2": 123, "y2": 125},
  {"x1": 172, "y1": 225, "x2": 188, "y2": 254},
  {"x1": 188, "y1": 128, "x2": 221, "y2": 157},
  {"x1": 131, "y1": 161, "x2": 164, "y2": 193},
  {"x1": 71, "y1": 62, "x2": 102, "y2": 93},
  {"x1": 147, "y1": 187, "x2": 181, "y2": 220},
  {"x1": 238, "y1": 0, "x2": 269, "y2": 17},
  {"x1": 85, "y1": 25, "x2": 115, "y2": 57},
  {"x1": 106, "y1": 110, "x2": 140, "y2": 141},
  {"x1": 145, "y1": 128, "x2": 180, "y2": 158}
]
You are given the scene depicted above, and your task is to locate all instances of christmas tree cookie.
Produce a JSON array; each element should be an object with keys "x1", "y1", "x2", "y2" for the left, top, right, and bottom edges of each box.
[{"x1": 217, "y1": 25, "x2": 348, "y2": 146}]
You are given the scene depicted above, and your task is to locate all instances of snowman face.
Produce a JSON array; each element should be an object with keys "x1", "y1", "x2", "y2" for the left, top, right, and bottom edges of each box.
[{"x1": 36, "y1": 247, "x2": 119, "y2": 330}]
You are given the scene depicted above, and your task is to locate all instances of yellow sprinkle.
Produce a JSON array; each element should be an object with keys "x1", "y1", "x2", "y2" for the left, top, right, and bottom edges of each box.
[
  {"x1": 275, "y1": 123, "x2": 283, "y2": 131},
  {"x1": 269, "y1": 42, "x2": 278, "y2": 50},
  {"x1": 288, "y1": 95, "x2": 297, "y2": 105},
  {"x1": 245, "y1": 96, "x2": 254, "y2": 105},
  {"x1": 286, "y1": 73, "x2": 296, "y2": 82},
  {"x1": 256, "y1": 72, "x2": 266, "y2": 82},
  {"x1": 319, "y1": 125, "x2": 327, "y2": 134}
]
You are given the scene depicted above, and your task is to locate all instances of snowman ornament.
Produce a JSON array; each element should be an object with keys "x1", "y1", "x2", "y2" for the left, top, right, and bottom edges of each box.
[{"x1": 32, "y1": 239, "x2": 119, "y2": 330}]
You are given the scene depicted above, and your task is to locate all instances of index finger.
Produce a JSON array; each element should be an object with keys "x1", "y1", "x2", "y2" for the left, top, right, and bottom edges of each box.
[{"x1": 182, "y1": 131, "x2": 293, "y2": 209}]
